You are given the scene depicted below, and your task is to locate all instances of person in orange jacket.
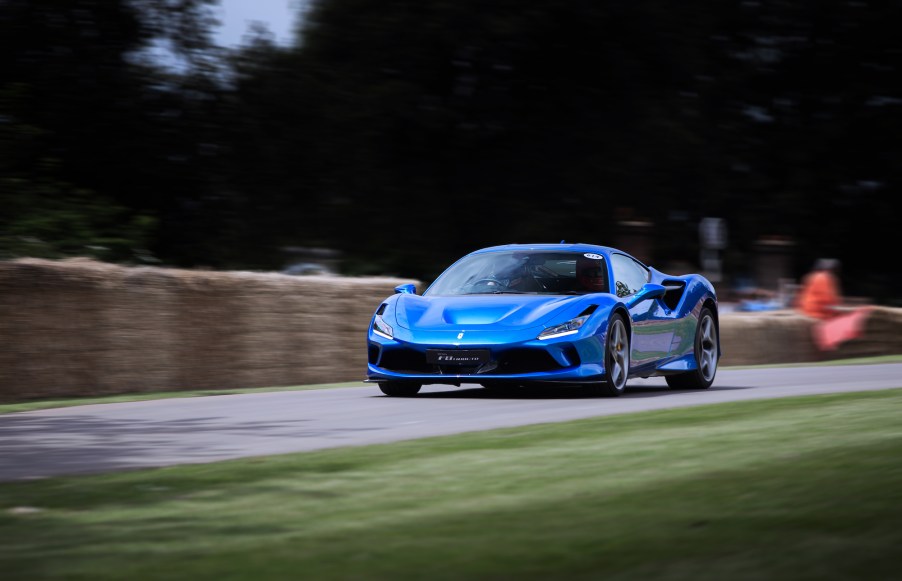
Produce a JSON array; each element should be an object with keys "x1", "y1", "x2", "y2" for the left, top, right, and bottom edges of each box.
[
  {"x1": 796, "y1": 258, "x2": 842, "y2": 319},
  {"x1": 796, "y1": 258, "x2": 875, "y2": 351}
]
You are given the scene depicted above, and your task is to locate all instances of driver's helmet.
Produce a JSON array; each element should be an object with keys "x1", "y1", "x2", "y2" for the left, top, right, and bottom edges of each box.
[{"x1": 576, "y1": 255, "x2": 605, "y2": 292}]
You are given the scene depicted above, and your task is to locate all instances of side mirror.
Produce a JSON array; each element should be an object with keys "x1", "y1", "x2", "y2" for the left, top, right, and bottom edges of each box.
[
  {"x1": 394, "y1": 283, "x2": 417, "y2": 295},
  {"x1": 626, "y1": 283, "x2": 666, "y2": 308}
]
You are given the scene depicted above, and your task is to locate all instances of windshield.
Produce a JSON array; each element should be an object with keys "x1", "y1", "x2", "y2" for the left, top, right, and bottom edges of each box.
[{"x1": 424, "y1": 251, "x2": 609, "y2": 296}]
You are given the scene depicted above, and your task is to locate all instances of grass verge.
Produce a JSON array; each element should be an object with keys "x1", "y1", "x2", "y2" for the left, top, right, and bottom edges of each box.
[
  {"x1": 1, "y1": 389, "x2": 901, "y2": 580},
  {"x1": 725, "y1": 353, "x2": 902, "y2": 370}
]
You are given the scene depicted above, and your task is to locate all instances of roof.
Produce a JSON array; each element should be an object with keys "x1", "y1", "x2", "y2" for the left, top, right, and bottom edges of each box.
[{"x1": 469, "y1": 242, "x2": 621, "y2": 255}]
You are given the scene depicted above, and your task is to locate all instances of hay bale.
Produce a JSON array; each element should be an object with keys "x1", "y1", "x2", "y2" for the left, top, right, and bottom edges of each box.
[
  {"x1": 719, "y1": 309, "x2": 820, "y2": 366},
  {"x1": 2, "y1": 258, "x2": 898, "y2": 402},
  {"x1": 0, "y1": 258, "x2": 417, "y2": 401},
  {"x1": 719, "y1": 306, "x2": 902, "y2": 366}
]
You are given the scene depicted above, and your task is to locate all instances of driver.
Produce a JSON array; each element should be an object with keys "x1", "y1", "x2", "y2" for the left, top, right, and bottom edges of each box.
[
  {"x1": 504, "y1": 265, "x2": 528, "y2": 290},
  {"x1": 499, "y1": 263, "x2": 535, "y2": 291},
  {"x1": 576, "y1": 255, "x2": 606, "y2": 292}
]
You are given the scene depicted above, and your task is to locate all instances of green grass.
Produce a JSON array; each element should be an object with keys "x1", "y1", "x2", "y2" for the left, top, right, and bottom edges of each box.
[
  {"x1": 3, "y1": 354, "x2": 901, "y2": 415},
  {"x1": 2, "y1": 389, "x2": 901, "y2": 580},
  {"x1": 726, "y1": 353, "x2": 902, "y2": 370}
]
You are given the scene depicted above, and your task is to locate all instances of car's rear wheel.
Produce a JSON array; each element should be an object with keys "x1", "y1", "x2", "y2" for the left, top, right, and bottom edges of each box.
[
  {"x1": 666, "y1": 307, "x2": 718, "y2": 390},
  {"x1": 378, "y1": 382, "x2": 422, "y2": 397},
  {"x1": 597, "y1": 314, "x2": 630, "y2": 397}
]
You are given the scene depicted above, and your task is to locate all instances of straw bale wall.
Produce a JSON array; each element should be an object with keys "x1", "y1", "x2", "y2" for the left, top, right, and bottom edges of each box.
[
  {"x1": 718, "y1": 310, "x2": 821, "y2": 366},
  {"x1": 1, "y1": 258, "x2": 900, "y2": 402},
  {"x1": 718, "y1": 306, "x2": 902, "y2": 366},
  {"x1": 0, "y1": 258, "x2": 418, "y2": 401}
]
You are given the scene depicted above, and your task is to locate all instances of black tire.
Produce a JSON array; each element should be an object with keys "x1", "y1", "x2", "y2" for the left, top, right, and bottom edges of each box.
[
  {"x1": 666, "y1": 307, "x2": 718, "y2": 390},
  {"x1": 597, "y1": 313, "x2": 630, "y2": 397},
  {"x1": 378, "y1": 382, "x2": 422, "y2": 397}
]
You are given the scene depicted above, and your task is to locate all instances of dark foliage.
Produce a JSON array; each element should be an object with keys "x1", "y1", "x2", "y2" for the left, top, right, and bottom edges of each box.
[{"x1": 1, "y1": 0, "x2": 899, "y2": 301}]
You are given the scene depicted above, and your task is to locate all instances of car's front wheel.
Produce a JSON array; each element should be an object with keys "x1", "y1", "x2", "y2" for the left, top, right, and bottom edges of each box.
[
  {"x1": 597, "y1": 314, "x2": 630, "y2": 397},
  {"x1": 666, "y1": 307, "x2": 718, "y2": 390},
  {"x1": 378, "y1": 382, "x2": 422, "y2": 397}
]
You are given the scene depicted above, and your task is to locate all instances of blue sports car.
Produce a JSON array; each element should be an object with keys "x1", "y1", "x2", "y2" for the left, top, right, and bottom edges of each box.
[{"x1": 366, "y1": 243, "x2": 720, "y2": 397}]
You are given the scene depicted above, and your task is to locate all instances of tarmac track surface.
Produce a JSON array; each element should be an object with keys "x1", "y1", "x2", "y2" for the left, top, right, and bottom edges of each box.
[{"x1": 1, "y1": 363, "x2": 901, "y2": 481}]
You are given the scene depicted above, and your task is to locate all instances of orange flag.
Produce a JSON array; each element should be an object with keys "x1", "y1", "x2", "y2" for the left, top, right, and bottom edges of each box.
[{"x1": 812, "y1": 307, "x2": 872, "y2": 351}]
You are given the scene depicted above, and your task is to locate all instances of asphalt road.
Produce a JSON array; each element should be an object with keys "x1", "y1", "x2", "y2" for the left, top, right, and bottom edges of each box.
[{"x1": 2, "y1": 363, "x2": 901, "y2": 482}]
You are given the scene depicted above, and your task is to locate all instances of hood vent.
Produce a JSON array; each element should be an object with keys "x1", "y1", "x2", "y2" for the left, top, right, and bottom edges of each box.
[{"x1": 578, "y1": 305, "x2": 598, "y2": 317}]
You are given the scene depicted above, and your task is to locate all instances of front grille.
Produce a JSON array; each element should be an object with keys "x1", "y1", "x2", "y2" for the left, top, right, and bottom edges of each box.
[
  {"x1": 377, "y1": 346, "x2": 569, "y2": 375},
  {"x1": 379, "y1": 348, "x2": 431, "y2": 373},
  {"x1": 494, "y1": 348, "x2": 562, "y2": 374}
]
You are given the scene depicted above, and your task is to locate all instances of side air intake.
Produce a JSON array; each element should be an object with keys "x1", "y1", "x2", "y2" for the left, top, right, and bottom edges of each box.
[{"x1": 578, "y1": 305, "x2": 598, "y2": 317}]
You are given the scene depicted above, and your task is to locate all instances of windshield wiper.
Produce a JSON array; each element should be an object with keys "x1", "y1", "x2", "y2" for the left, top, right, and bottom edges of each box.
[{"x1": 458, "y1": 290, "x2": 530, "y2": 295}]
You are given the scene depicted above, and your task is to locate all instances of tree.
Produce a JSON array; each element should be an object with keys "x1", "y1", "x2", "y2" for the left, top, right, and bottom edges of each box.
[{"x1": 0, "y1": 0, "x2": 231, "y2": 266}]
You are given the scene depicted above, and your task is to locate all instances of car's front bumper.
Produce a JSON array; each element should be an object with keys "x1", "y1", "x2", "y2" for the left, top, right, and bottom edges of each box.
[{"x1": 366, "y1": 327, "x2": 607, "y2": 386}]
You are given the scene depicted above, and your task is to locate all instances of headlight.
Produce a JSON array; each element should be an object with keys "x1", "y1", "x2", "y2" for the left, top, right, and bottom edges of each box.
[
  {"x1": 538, "y1": 315, "x2": 589, "y2": 340},
  {"x1": 372, "y1": 315, "x2": 394, "y2": 340}
]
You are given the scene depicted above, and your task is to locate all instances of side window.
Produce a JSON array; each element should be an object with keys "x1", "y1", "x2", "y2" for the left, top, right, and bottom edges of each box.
[{"x1": 611, "y1": 254, "x2": 649, "y2": 298}]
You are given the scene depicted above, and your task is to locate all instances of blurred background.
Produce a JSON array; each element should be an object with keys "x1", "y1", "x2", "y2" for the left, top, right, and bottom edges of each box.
[{"x1": 1, "y1": 0, "x2": 899, "y2": 304}]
